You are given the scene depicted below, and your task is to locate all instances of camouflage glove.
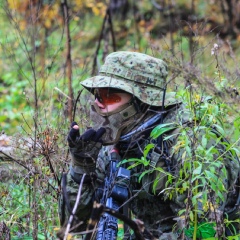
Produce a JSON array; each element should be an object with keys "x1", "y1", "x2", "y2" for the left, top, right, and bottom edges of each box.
[{"x1": 67, "y1": 122, "x2": 106, "y2": 166}]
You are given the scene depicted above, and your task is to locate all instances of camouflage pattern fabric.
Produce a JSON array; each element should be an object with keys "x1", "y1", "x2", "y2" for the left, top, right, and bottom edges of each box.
[
  {"x1": 81, "y1": 51, "x2": 179, "y2": 106},
  {"x1": 89, "y1": 101, "x2": 143, "y2": 145},
  {"x1": 58, "y1": 173, "x2": 96, "y2": 232}
]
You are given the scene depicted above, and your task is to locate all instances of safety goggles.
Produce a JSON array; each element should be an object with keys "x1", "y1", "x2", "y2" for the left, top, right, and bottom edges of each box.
[{"x1": 94, "y1": 88, "x2": 125, "y2": 105}]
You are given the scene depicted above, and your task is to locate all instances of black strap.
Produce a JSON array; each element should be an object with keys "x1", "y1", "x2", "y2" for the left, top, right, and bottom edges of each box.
[{"x1": 70, "y1": 167, "x2": 97, "y2": 184}]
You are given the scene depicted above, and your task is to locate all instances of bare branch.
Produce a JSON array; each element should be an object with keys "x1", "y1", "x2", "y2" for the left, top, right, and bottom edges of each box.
[{"x1": 63, "y1": 174, "x2": 86, "y2": 240}]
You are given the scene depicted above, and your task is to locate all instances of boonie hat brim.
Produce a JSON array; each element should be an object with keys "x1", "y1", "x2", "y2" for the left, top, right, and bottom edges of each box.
[{"x1": 81, "y1": 75, "x2": 179, "y2": 106}]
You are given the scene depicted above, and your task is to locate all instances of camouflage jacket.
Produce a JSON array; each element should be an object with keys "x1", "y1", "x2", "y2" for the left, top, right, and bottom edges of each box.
[{"x1": 60, "y1": 104, "x2": 239, "y2": 239}]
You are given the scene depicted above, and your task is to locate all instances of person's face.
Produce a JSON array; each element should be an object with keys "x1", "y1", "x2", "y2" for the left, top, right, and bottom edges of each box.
[{"x1": 94, "y1": 88, "x2": 132, "y2": 113}]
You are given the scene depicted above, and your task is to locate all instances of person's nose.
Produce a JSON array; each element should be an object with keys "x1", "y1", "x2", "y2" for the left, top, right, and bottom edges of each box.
[{"x1": 95, "y1": 98, "x2": 105, "y2": 108}]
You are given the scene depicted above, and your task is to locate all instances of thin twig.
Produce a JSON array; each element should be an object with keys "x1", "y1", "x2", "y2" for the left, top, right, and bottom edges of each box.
[
  {"x1": 0, "y1": 150, "x2": 33, "y2": 172},
  {"x1": 61, "y1": 0, "x2": 74, "y2": 122},
  {"x1": 54, "y1": 87, "x2": 72, "y2": 100},
  {"x1": 107, "y1": 8, "x2": 116, "y2": 52},
  {"x1": 92, "y1": 8, "x2": 108, "y2": 75},
  {"x1": 63, "y1": 173, "x2": 86, "y2": 240},
  {"x1": 72, "y1": 89, "x2": 83, "y2": 121}
]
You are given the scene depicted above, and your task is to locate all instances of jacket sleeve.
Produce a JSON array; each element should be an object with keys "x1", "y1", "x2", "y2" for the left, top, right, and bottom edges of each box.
[{"x1": 60, "y1": 146, "x2": 110, "y2": 231}]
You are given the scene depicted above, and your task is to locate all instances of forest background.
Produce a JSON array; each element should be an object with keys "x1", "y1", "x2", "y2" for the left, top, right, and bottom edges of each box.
[{"x1": 0, "y1": 0, "x2": 239, "y2": 239}]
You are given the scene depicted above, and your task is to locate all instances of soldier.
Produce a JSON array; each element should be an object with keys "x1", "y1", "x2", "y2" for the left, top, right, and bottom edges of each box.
[{"x1": 59, "y1": 51, "x2": 239, "y2": 239}]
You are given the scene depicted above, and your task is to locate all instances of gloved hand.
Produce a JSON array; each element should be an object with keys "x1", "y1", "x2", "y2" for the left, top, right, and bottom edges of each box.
[
  {"x1": 67, "y1": 122, "x2": 106, "y2": 165},
  {"x1": 67, "y1": 122, "x2": 80, "y2": 147}
]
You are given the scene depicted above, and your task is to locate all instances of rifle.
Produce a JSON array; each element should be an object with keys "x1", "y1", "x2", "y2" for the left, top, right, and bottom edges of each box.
[{"x1": 96, "y1": 149, "x2": 131, "y2": 240}]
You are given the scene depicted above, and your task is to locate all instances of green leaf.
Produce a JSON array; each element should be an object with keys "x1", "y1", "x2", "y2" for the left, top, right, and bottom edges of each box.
[
  {"x1": 155, "y1": 167, "x2": 172, "y2": 176},
  {"x1": 210, "y1": 161, "x2": 222, "y2": 168},
  {"x1": 163, "y1": 132, "x2": 179, "y2": 141},
  {"x1": 178, "y1": 209, "x2": 186, "y2": 216},
  {"x1": 118, "y1": 159, "x2": 129, "y2": 166},
  {"x1": 189, "y1": 211, "x2": 194, "y2": 222},
  {"x1": 217, "y1": 190, "x2": 225, "y2": 202},
  {"x1": 194, "y1": 126, "x2": 207, "y2": 133},
  {"x1": 138, "y1": 169, "x2": 152, "y2": 182},
  {"x1": 201, "y1": 135, "x2": 207, "y2": 148},
  {"x1": 182, "y1": 151, "x2": 187, "y2": 161},
  {"x1": 0, "y1": 115, "x2": 7, "y2": 121},
  {"x1": 152, "y1": 171, "x2": 168, "y2": 194},
  {"x1": 227, "y1": 237, "x2": 240, "y2": 240},
  {"x1": 213, "y1": 124, "x2": 225, "y2": 136},
  {"x1": 182, "y1": 182, "x2": 189, "y2": 191},
  {"x1": 230, "y1": 147, "x2": 239, "y2": 155},
  {"x1": 204, "y1": 170, "x2": 217, "y2": 182},
  {"x1": 122, "y1": 157, "x2": 150, "y2": 169},
  {"x1": 185, "y1": 146, "x2": 192, "y2": 157},
  {"x1": 179, "y1": 169, "x2": 183, "y2": 179},
  {"x1": 127, "y1": 162, "x2": 142, "y2": 170},
  {"x1": 192, "y1": 184, "x2": 204, "y2": 191},
  {"x1": 150, "y1": 123, "x2": 177, "y2": 139},
  {"x1": 233, "y1": 118, "x2": 240, "y2": 142},
  {"x1": 209, "y1": 166, "x2": 216, "y2": 173},
  {"x1": 204, "y1": 96, "x2": 213, "y2": 102},
  {"x1": 185, "y1": 222, "x2": 216, "y2": 239},
  {"x1": 37, "y1": 234, "x2": 46, "y2": 240},
  {"x1": 205, "y1": 146, "x2": 215, "y2": 156},
  {"x1": 192, "y1": 195, "x2": 198, "y2": 206},
  {"x1": 120, "y1": 158, "x2": 140, "y2": 164},
  {"x1": 193, "y1": 163, "x2": 202, "y2": 175},
  {"x1": 143, "y1": 143, "x2": 154, "y2": 158}
]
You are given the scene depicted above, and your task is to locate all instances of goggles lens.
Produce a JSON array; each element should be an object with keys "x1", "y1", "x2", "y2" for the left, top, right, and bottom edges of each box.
[{"x1": 94, "y1": 88, "x2": 122, "y2": 105}]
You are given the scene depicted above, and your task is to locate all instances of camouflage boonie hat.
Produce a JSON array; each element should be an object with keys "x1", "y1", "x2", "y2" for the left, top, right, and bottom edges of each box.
[{"x1": 81, "y1": 51, "x2": 178, "y2": 106}]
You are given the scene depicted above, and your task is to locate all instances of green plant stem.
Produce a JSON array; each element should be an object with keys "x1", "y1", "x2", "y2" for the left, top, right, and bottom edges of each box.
[
  {"x1": 193, "y1": 179, "x2": 198, "y2": 240},
  {"x1": 193, "y1": 204, "x2": 198, "y2": 240},
  {"x1": 214, "y1": 137, "x2": 240, "y2": 162}
]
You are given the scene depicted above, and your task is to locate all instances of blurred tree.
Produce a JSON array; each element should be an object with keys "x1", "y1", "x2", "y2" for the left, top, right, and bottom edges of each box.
[{"x1": 219, "y1": 0, "x2": 240, "y2": 38}]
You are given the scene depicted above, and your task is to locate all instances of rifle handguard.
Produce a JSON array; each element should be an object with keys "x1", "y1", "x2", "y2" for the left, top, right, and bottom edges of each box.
[{"x1": 96, "y1": 149, "x2": 131, "y2": 240}]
